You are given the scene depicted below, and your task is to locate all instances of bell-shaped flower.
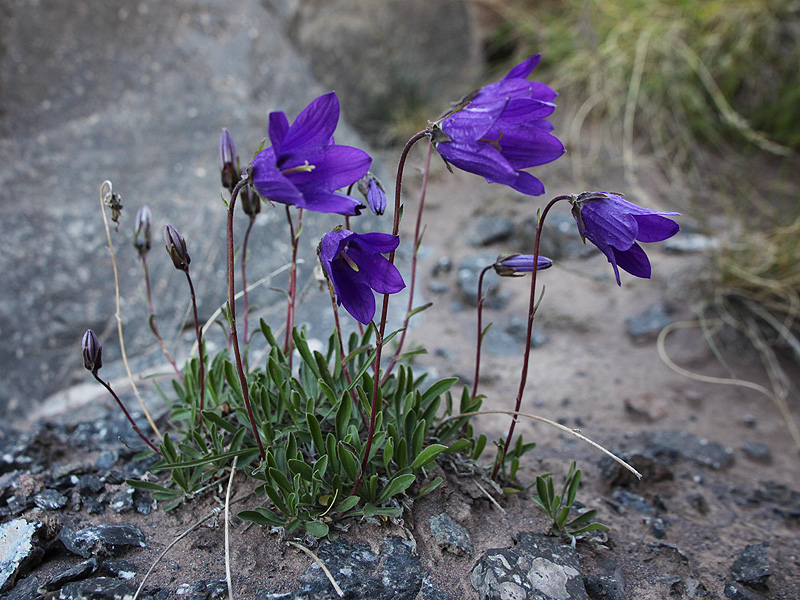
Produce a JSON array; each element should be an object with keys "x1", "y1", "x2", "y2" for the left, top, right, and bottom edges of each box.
[
  {"x1": 250, "y1": 92, "x2": 371, "y2": 216},
  {"x1": 431, "y1": 54, "x2": 565, "y2": 196},
  {"x1": 318, "y1": 229, "x2": 406, "y2": 324},
  {"x1": 570, "y1": 192, "x2": 680, "y2": 285},
  {"x1": 493, "y1": 254, "x2": 553, "y2": 277}
]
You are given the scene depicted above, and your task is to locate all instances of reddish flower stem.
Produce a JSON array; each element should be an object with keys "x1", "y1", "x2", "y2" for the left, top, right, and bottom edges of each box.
[
  {"x1": 283, "y1": 206, "x2": 303, "y2": 368},
  {"x1": 185, "y1": 269, "x2": 205, "y2": 425},
  {"x1": 351, "y1": 130, "x2": 427, "y2": 495},
  {"x1": 92, "y1": 373, "x2": 162, "y2": 456},
  {"x1": 381, "y1": 138, "x2": 434, "y2": 383},
  {"x1": 472, "y1": 265, "x2": 493, "y2": 399},
  {"x1": 491, "y1": 195, "x2": 572, "y2": 480},
  {"x1": 227, "y1": 179, "x2": 266, "y2": 461},
  {"x1": 241, "y1": 214, "x2": 256, "y2": 344}
]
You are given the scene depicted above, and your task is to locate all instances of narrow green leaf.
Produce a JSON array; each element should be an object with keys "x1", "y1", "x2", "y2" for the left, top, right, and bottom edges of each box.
[
  {"x1": 410, "y1": 444, "x2": 447, "y2": 470},
  {"x1": 238, "y1": 507, "x2": 285, "y2": 527},
  {"x1": 417, "y1": 476, "x2": 443, "y2": 498},
  {"x1": 376, "y1": 473, "x2": 416, "y2": 504},
  {"x1": 304, "y1": 520, "x2": 329, "y2": 538}
]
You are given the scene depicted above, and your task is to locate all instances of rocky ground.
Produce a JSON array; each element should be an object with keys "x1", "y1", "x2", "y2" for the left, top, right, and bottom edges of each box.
[{"x1": 2, "y1": 1, "x2": 799, "y2": 599}]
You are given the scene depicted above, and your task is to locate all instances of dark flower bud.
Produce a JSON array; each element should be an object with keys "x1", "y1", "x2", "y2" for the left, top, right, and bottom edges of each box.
[
  {"x1": 357, "y1": 172, "x2": 387, "y2": 215},
  {"x1": 493, "y1": 254, "x2": 553, "y2": 277},
  {"x1": 164, "y1": 224, "x2": 191, "y2": 271},
  {"x1": 82, "y1": 329, "x2": 102, "y2": 373},
  {"x1": 133, "y1": 205, "x2": 152, "y2": 255},
  {"x1": 240, "y1": 182, "x2": 261, "y2": 217},
  {"x1": 219, "y1": 128, "x2": 239, "y2": 193}
]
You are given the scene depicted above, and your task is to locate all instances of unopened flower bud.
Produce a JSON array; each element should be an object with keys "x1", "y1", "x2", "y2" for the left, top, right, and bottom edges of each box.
[
  {"x1": 133, "y1": 205, "x2": 152, "y2": 255},
  {"x1": 219, "y1": 128, "x2": 239, "y2": 193},
  {"x1": 493, "y1": 254, "x2": 553, "y2": 277},
  {"x1": 240, "y1": 182, "x2": 261, "y2": 217},
  {"x1": 164, "y1": 224, "x2": 191, "y2": 271},
  {"x1": 82, "y1": 329, "x2": 102, "y2": 373},
  {"x1": 357, "y1": 172, "x2": 387, "y2": 215}
]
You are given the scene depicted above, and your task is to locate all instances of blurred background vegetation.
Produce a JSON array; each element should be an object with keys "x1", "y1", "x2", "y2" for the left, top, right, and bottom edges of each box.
[{"x1": 471, "y1": 0, "x2": 800, "y2": 439}]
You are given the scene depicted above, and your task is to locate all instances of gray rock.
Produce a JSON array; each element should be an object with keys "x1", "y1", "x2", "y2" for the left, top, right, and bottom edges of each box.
[
  {"x1": 429, "y1": 513, "x2": 474, "y2": 557},
  {"x1": 645, "y1": 542, "x2": 689, "y2": 565},
  {"x1": 520, "y1": 212, "x2": 593, "y2": 261},
  {"x1": 0, "y1": 0, "x2": 386, "y2": 418},
  {"x1": 583, "y1": 559, "x2": 626, "y2": 600},
  {"x1": 109, "y1": 488, "x2": 135, "y2": 514},
  {"x1": 57, "y1": 524, "x2": 147, "y2": 559},
  {"x1": 471, "y1": 533, "x2": 588, "y2": 600},
  {"x1": 0, "y1": 519, "x2": 46, "y2": 593},
  {"x1": 468, "y1": 216, "x2": 516, "y2": 246},
  {"x1": 40, "y1": 558, "x2": 101, "y2": 593},
  {"x1": 270, "y1": 0, "x2": 480, "y2": 139},
  {"x1": 95, "y1": 450, "x2": 119, "y2": 470},
  {"x1": 1, "y1": 573, "x2": 43, "y2": 600},
  {"x1": 723, "y1": 580, "x2": 765, "y2": 600},
  {"x1": 626, "y1": 304, "x2": 674, "y2": 341},
  {"x1": 663, "y1": 233, "x2": 717, "y2": 254},
  {"x1": 740, "y1": 442, "x2": 771, "y2": 464},
  {"x1": 33, "y1": 489, "x2": 68, "y2": 510},
  {"x1": 259, "y1": 536, "x2": 422, "y2": 600},
  {"x1": 609, "y1": 490, "x2": 656, "y2": 515},
  {"x1": 731, "y1": 543, "x2": 770, "y2": 590},
  {"x1": 58, "y1": 577, "x2": 136, "y2": 600},
  {"x1": 457, "y1": 252, "x2": 510, "y2": 309},
  {"x1": 646, "y1": 430, "x2": 734, "y2": 470}
]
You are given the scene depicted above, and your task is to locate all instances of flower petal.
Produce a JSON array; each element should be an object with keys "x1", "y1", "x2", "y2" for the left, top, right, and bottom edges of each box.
[
  {"x1": 300, "y1": 191, "x2": 364, "y2": 216},
  {"x1": 613, "y1": 243, "x2": 651, "y2": 279},
  {"x1": 348, "y1": 244, "x2": 405, "y2": 294},
  {"x1": 269, "y1": 111, "x2": 289, "y2": 158},
  {"x1": 632, "y1": 214, "x2": 681, "y2": 242},
  {"x1": 508, "y1": 171, "x2": 545, "y2": 196},
  {"x1": 250, "y1": 159, "x2": 304, "y2": 206},
  {"x1": 496, "y1": 123, "x2": 566, "y2": 169},
  {"x1": 286, "y1": 145, "x2": 372, "y2": 192},
  {"x1": 437, "y1": 141, "x2": 516, "y2": 184},
  {"x1": 281, "y1": 92, "x2": 340, "y2": 155},
  {"x1": 503, "y1": 54, "x2": 541, "y2": 80},
  {"x1": 330, "y1": 259, "x2": 376, "y2": 324}
]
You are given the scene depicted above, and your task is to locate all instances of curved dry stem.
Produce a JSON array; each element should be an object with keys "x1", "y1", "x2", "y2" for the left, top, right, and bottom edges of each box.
[
  {"x1": 656, "y1": 320, "x2": 800, "y2": 453},
  {"x1": 99, "y1": 181, "x2": 162, "y2": 439},
  {"x1": 224, "y1": 456, "x2": 238, "y2": 600},
  {"x1": 287, "y1": 541, "x2": 344, "y2": 597},
  {"x1": 440, "y1": 410, "x2": 642, "y2": 479}
]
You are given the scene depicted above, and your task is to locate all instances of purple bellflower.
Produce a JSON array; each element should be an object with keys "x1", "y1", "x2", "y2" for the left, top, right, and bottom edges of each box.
[
  {"x1": 493, "y1": 254, "x2": 553, "y2": 277},
  {"x1": 164, "y1": 224, "x2": 191, "y2": 271},
  {"x1": 570, "y1": 192, "x2": 680, "y2": 285},
  {"x1": 319, "y1": 229, "x2": 406, "y2": 324},
  {"x1": 82, "y1": 329, "x2": 102, "y2": 373},
  {"x1": 219, "y1": 128, "x2": 239, "y2": 192},
  {"x1": 431, "y1": 54, "x2": 565, "y2": 196},
  {"x1": 250, "y1": 92, "x2": 371, "y2": 216}
]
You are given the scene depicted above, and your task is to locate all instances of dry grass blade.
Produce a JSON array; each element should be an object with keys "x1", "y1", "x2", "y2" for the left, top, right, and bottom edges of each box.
[
  {"x1": 225, "y1": 457, "x2": 238, "y2": 600},
  {"x1": 287, "y1": 541, "x2": 344, "y2": 598}
]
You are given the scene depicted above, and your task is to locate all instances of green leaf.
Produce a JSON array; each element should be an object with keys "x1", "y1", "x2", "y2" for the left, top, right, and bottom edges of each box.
[
  {"x1": 407, "y1": 302, "x2": 433, "y2": 319},
  {"x1": 336, "y1": 495, "x2": 360, "y2": 513},
  {"x1": 472, "y1": 434, "x2": 487, "y2": 460},
  {"x1": 304, "y1": 520, "x2": 329, "y2": 538},
  {"x1": 238, "y1": 507, "x2": 285, "y2": 527},
  {"x1": 203, "y1": 411, "x2": 238, "y2": 434},
  {"x1": 288, "y1": 459, "x2": 313, "y2": 481},
  {"x1": 417, "y1": 476, "x2": 443, "y2": 498},
  {"x1": 335, "y1": 393, "x2": 352, "y2": 438},
  {"x1": 410, "y1": 444, "x2": 447, "y2": 470},
  {"x1": 419, "y1": 377, "x2": 457, "y2": 407},
  {"x1": 376, "y1": 473, "x2": 416, "y2": 504},
  {"x1": 535, "y1": 476, "x2": 552, "y2": 513},
  {"x1": 151, "y1": 447, "x2": 259, "y2": 471},
  {"x1": 383, "y1": 437, "x2": 394, "y2": 470},
  {"x1": 337, "y1": 443, "x2": 359, "y2": 481},
  {"x1": 269, "y1": 467, "x2": 294, "y2": 496},
  {"x1": 306, "y1": 413, "x2": 324, "y2": 454}
]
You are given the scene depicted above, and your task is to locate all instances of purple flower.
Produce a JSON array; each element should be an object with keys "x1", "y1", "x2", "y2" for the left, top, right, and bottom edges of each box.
[
  {"x1": 319, "y1": 229, "x2": 406, "y2": 324},
  {"x1": 570, "y1": 192, "x2": 680, "y2": 285},
  {"x1": 493, "y1": 254, "x2": 553, "y2": 277},
  {"x1": 357, "y1": 172, "x2": 387, "y2": 215},
  {"x1": 432, "y1": 55, "x2": 565, "y2": 196},
  {"x1": 250, "y1": 92, "x2": 372, "y2": 216}
]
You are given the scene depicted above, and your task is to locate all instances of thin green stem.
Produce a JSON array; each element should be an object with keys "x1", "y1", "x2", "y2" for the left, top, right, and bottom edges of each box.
[
  {"x1": 227, "y1": 179, "x2": 266, "y2": 461},
  {"x1": 472, "y1": 265, "x2": 493, "y2": 399},
  {"x1": 491, "y1": 195, "x2": 572, "y2": 480},
  {"x1": 284, "y1": 206, "x2": 303, "y2": 367}
]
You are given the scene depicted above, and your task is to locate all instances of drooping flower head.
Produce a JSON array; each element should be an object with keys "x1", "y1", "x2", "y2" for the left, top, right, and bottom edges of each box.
[
  {"x1": 431, "y1": 55, "x2": 565, "y2": 196},
  {"x1": 219, "y1": 128, "x2": 239, "y2": 193},
  {"x1": 493, "y1": 254, "x2": 553, "y2": 277},
  {"x1": 250, "y1": 92, "x2": 372, "y2": 216},
  {"x1": 82, "y1": 329, "x2": 102, "y2": 373},
  {"x1": 133, "y1": 205, "x2": 152, "y2": 256},
  {"x1": 164, "y1": 224, "x2": 191, "y2": 272},
  {"x1": 318, "y1": 229, "x2": 406, "y2": 324},
  {"x1": 357, "y1": 172, "x2": 387, "y2": 216},
  {"x1": 570, "y1": 192, "x2": 680, "y2": 285}
]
